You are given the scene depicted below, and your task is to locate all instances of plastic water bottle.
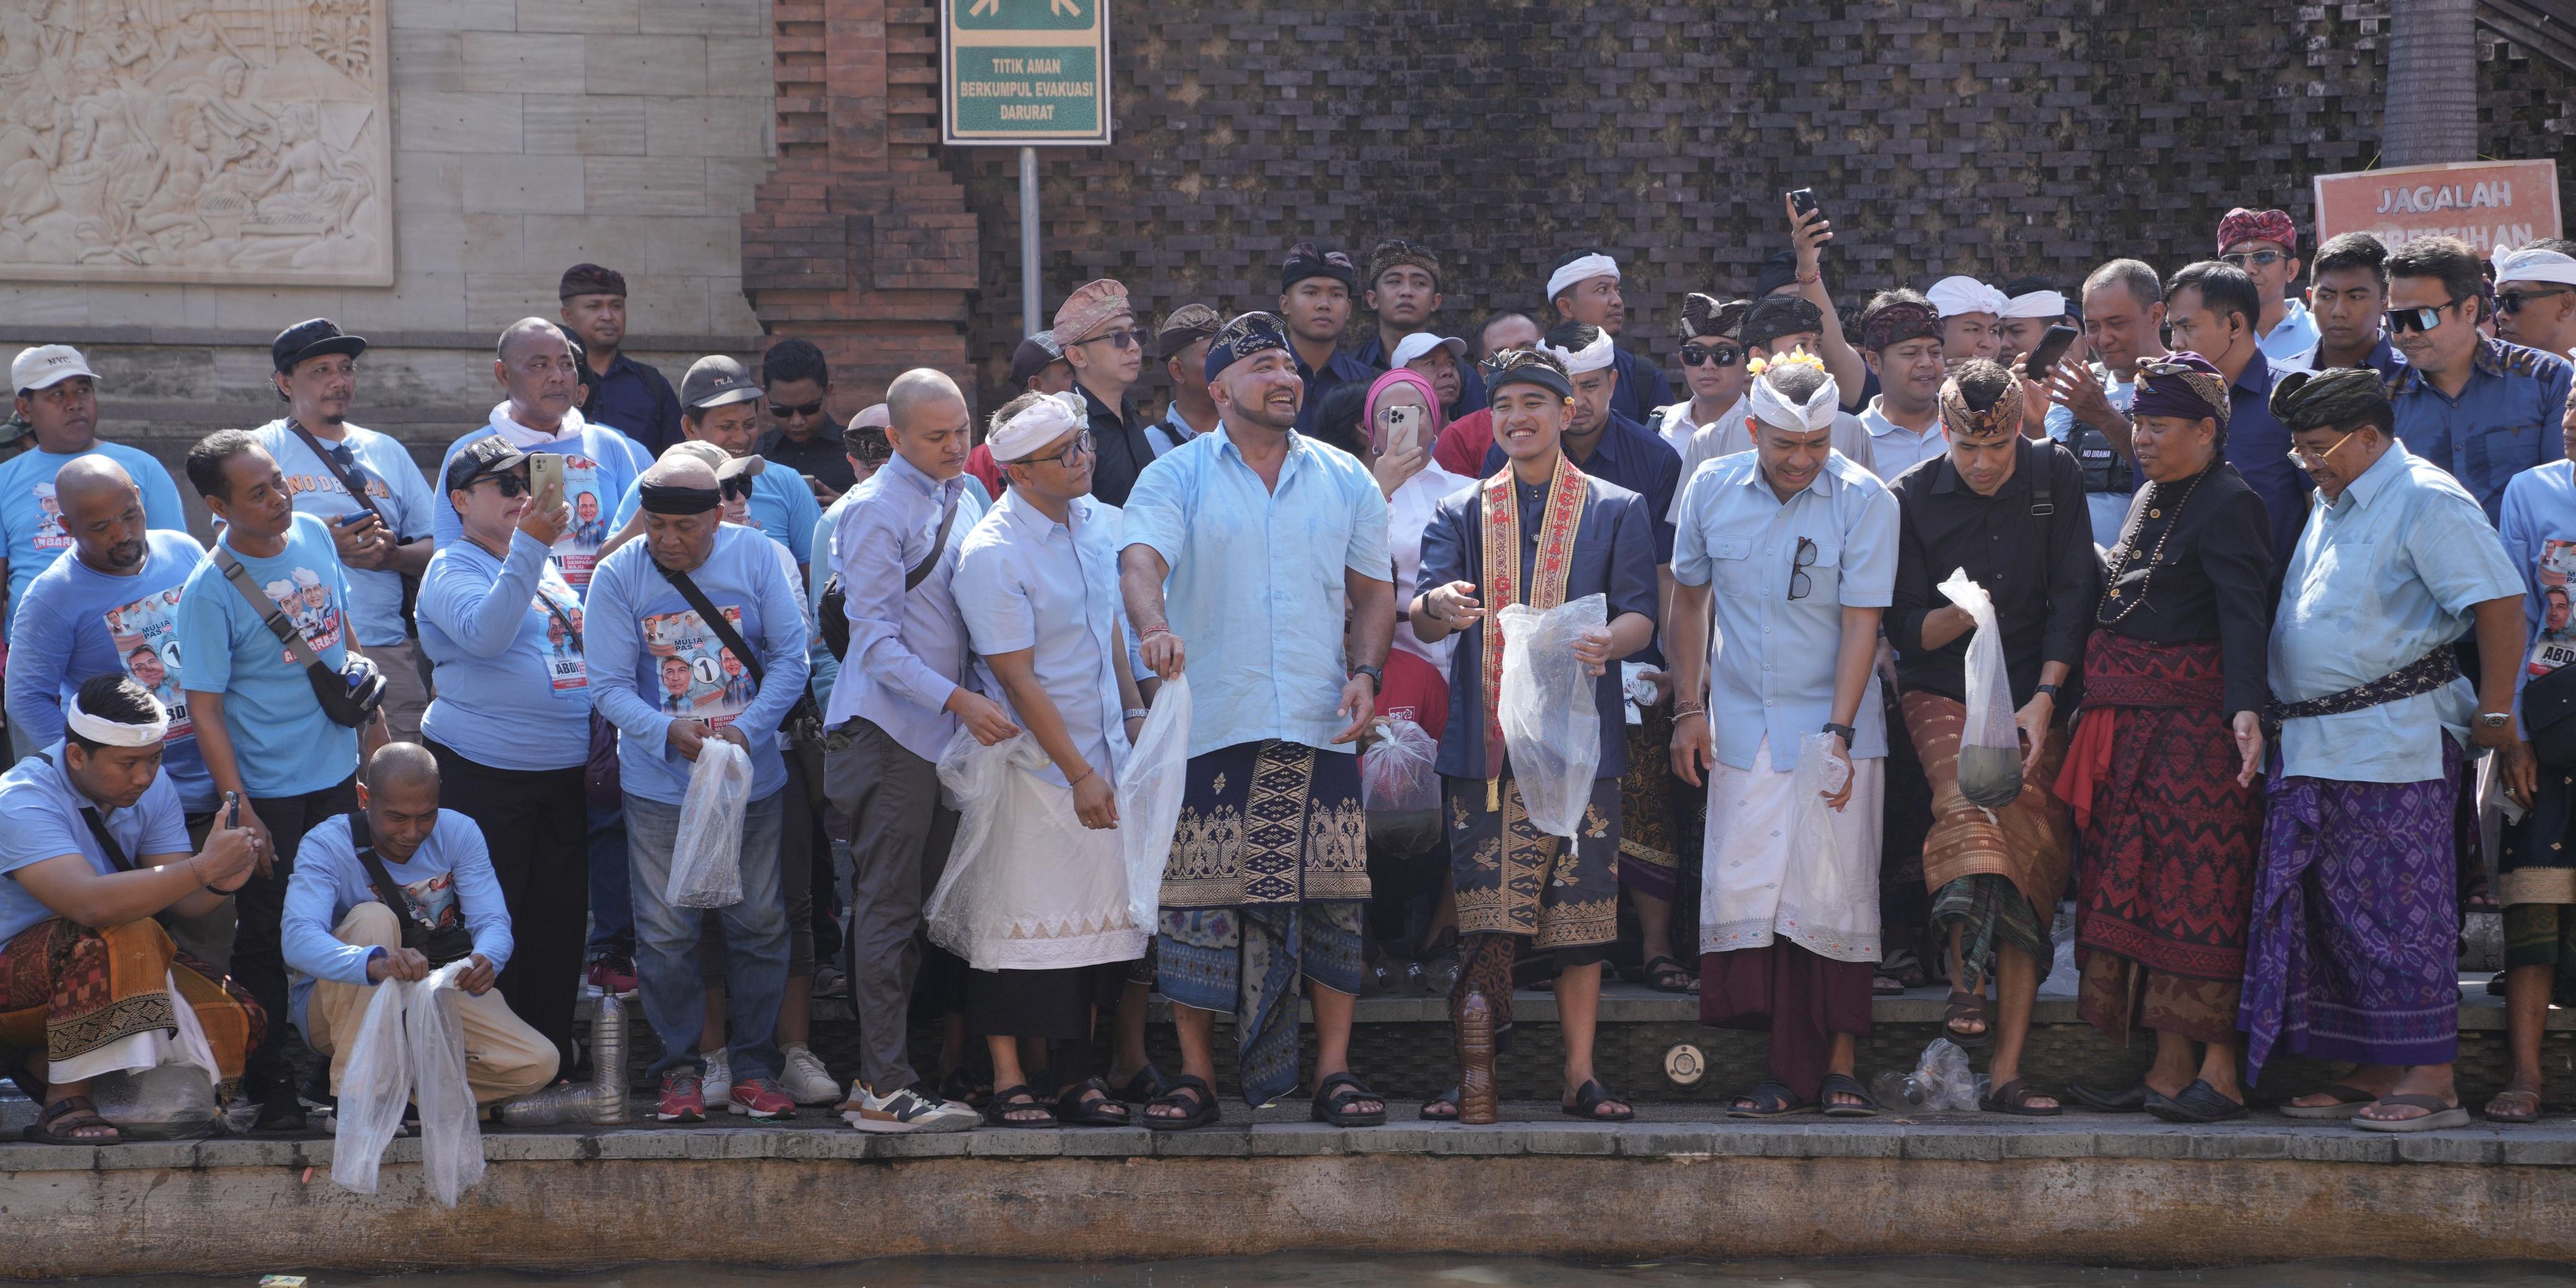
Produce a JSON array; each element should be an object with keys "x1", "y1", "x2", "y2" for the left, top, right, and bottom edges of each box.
[
  {"x1": 590, "y1": 990, "x2": 630, "y2": 1125},
  {"x1": 1870, "y1": 1069, "x2": 1931, "y2": 1108}
]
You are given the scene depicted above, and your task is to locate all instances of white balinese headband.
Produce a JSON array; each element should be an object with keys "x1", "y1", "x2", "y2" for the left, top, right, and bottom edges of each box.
[
  {"x1": 1747, "y1": 356, "x2": 1842, "y2": 433},
  {"x1": 2000, "y1": 290, "x2": 2067, "y2": 319},
  {"x1": 1546, "y1": 253, "x2": 1620, "y2": 302},
  {"x1": 988, "y1": 391, "x2": 1086, "y2": 462},
  {"x1": 2494, "y1": 245, "x2": 2576, "y2": 289},
  {"x1": 1539, "y1": 329, "x2": 1618, "y2": 376},
  {"x1": 65, "y1": 689, "x2": 167, "y2": 747}
]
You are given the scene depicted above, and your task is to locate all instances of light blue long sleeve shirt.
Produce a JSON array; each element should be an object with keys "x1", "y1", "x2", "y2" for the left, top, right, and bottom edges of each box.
[
  {"x1": 585, "y1": 524, "x2": 809, "y2": 805},
  {"x1": 281, "y1": 809, "x2": 515, "y2": 986},
  {"x1": 2270, "y1": 440, "x2": 2523, "y2": 783},
  {"x1": 1119, "y1": 425, "x2": 1391, "y2": 759},
  {"x1": 1671, "y1": 450, "x2": 1900, "y2": 772},
  {"x1": 820, "y1": 454, "x2": 981, "y2": 763},
  {"x1": 416, "y1": 531, "x2": 592, "y2": 772},
  {"x1": 4, "y1": 530, "x2": 214, "y2": 811},
  {"x1": 434, "y1": 407, "x2": 651, "y2": 593}
]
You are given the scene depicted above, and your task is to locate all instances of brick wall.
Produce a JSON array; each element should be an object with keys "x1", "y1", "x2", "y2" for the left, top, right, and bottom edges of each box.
[{"x1": 928, "y1": 0, "x2": 2576, "y2": 412}]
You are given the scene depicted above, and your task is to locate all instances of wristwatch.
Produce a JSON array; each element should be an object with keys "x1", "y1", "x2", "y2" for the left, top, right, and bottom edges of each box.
[
  {"x1": 2479, "y1": 711, "x2": 2513, "y2": 729},
  {"x1": 1821, "y1": 722, "x2": 1857, "y2": 746},
  {"x1": 1349, "y1": 664, "x2": 1383, "y2": 690},
  {"x1": 2035, "y1": 682, "x2": 2063, "y2": 699}
]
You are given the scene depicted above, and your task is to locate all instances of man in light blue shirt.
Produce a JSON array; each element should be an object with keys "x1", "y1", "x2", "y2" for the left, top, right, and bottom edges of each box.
[
  {"x1": 2248, "y1": 368, "x2": 2528, "y2": 1133},
  {"x1": 1120, "y1": 311, "x2": 1395, "y2": 1125},
  {"x1": 253, "y1": 320, "x2": 439, "y2": 741},
  {"x1": 281, "y1": 743, "x2": 555, "y2": 1105},
  {"x1": 819, "y1": 368, "x2": 996, "y2": 1133},
  {"x1": 586, "y1": 450, "x2": 808, "y2": 1123},
  {"x1": 0, "y1": 345, "x2": 188, "y2": 658},
  {"x1": 1668, "y1": 358, "x2": 1899, "y2": 1115}
]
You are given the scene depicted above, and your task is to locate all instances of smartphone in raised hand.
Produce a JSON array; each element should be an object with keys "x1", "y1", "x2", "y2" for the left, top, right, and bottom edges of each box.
[{"x1": 2022, "y1": 324, "x2": 2079, "y2": 380}]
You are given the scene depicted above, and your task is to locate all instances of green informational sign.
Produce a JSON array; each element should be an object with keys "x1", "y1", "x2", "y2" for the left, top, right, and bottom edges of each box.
[{"x1": 942, "y1": 0, "x2": 1112, "y2": 145}]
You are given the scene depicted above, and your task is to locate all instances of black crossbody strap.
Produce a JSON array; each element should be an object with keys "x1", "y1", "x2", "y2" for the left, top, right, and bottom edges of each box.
[
  {"x1": 906, "y1": 493, "x2": 962, "y2": 592},
  {"x1": 214, "y1": 548, "x2": 329, "y2": 672},
  {"x1": 347, "y1": 811, "x2": 433, "y2": 950},
  {"x1": 2026, "y1": 438, "x2": 2055, "y2": 518},
  {"x1": 286, "y1": 420, "x2": 385, "y2": 524},
  {"x1": 78, "y1": 807, "x2": 133, "y2": 873},
  {"x1": 655, "y1": 560, "x2": 822, "y2": 727}
]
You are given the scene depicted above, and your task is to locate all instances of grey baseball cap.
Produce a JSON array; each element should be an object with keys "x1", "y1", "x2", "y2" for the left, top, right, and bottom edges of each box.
[{"x1": 679, "y1": 354, "x2": 761, "y2": 411}]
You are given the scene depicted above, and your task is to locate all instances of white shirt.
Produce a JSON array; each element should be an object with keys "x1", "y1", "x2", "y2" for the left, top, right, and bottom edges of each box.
[
  {"x1": 953, "y1": 489, "x2": 1133, "y2": 788},
  {"x1": 1384, "y1": 461, "x2": 1475, "y2": 672},
  {"x1": 1651, "y1": 396, "x2": 1743, "y2": 458}
]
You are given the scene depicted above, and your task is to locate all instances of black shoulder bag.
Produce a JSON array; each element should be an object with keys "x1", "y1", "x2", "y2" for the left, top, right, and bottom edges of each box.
[
  {"x1": 213, "y1": 549, "x2": 386, "y2": 728},
  {"x1": 349, "y1": 811, "x2": 476, "y2": 968},
  {"x1": 819, "y1": 491, "x2": 961, "y2": 661},
  {"x1": 655, "y1": 560, "x2": 830, "y2": 808},
  {"x1": 285, "y1": 419, "x2": 424, "y2": 634}
]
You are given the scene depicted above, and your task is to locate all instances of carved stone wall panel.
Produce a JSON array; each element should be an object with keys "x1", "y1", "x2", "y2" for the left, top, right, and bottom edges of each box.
[{"x1": 0, "y1": 0, "x2": 393, "y2": 287}]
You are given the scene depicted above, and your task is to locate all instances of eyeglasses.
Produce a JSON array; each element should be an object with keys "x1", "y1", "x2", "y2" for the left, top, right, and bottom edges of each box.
[
  {"x1": 2284, "y1": 431, "x2": 2364, "y2": 469},
  {"x1": 474, "y1": 471, "x2": 531, "y2": 497},
  {"x1": 1680, "y1": 343, "x2": 1744, "y2": 368},
  {"x1": 1074, "y1": 327, "x2": 1152, "y2": 352},
  {"x1": 2498, "y1": 287, "x2": 2574, "y2": 316},
  {"x1": 720, "y1": 476, "x2": 754, "y2": 500},
  {"x1": 767, "y1": 399, "x2": 824, "y2": 419},
  {"x1": 1788, "y1": 536, "x2": 1817, "y2": 601},
  {"x1": 2387, "y1": 298, "x2": 2468, "y2": 334},
  {"x1": 2219, "y1": 249, "x2": 2284, "y2": 270},
  {"x1": 1010, "y1": 430, "x2": 1096, "y2": 469}
]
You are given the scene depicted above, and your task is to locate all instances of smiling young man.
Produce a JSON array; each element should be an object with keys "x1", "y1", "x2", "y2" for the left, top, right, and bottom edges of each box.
[
  {"x1": 2384, "y1": 235, "x2": 2573, "y2": 524},
  {"x1": 1669, "y1": 352, "x2": 1899, "y2": 1119},
  {"x1": 1411, "y1": 346, "x2": 1658, "y2": 1125},
  {"x1": 1855, "y1": 292, "x2": 1952, "y2": 479},
  {"x1": 2494, "y1": 240, "x2": 2576, "y2": 363},
  {"x1": 2215, "y1": 207, "x2": 2320, "y2": 367},
  {"x1": 1276, "y1": 244, "x2": 1373, "y2": 438},
  {"x1": 2295, "y1": 233, "x2": 2406, "y2": 378}
]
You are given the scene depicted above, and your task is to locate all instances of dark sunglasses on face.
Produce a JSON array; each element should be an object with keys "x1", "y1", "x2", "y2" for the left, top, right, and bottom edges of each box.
[
  {"x1": 1077, "y1": 327, "x2": 1152, "y2": 352},
  {"x1": 476, "y1": 471, "x2": 530, "y2": 497},
  {"x1": 720, "y1": 476, "x2": 753, "y2": 500},
  {"x1": 2220, "y1": 250, "x2": 2284, "y2": 269},
  {"x1": 2497, "y1": 287, "x2": 2574, "y2": 316},
  {"x1": 2386, "y1": 298, "x2": 2468, "y2": 334},
  {"x1": 768, "y1": 399, "x2": 825, "y2": 419},
  {"x1": 1680, "y1": 343, "x2": 1744, "y2": 368}
]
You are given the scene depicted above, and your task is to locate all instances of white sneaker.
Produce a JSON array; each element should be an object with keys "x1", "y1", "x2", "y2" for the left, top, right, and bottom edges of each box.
[
  {"x1": 700, "y1": 1050, "x2": 733, "y2": 1105},
  {"x1": 781, "y1": 1045, "x2": 840, "y2": 1106},
  {"x1": 840, "y1": 1082, "x2": 980, "y2": 1133}
]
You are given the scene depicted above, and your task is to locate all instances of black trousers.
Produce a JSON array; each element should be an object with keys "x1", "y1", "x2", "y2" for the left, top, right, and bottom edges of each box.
[
  {"x1": 240, "y1": 774, "x2": 360, "y2": 1090},
  {"x1": 427, "y1": 741, "x2": 590, "y2": 1070}
]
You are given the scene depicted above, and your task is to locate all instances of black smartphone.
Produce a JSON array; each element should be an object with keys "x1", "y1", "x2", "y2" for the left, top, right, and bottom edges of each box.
[
  {"x1": 222, "y1": 791, "x2": 240, "y2": 829},
  {"x1": 1788, "y1": 188, "x2": 1820, "y2": 220},
  {"x1": 2022, "y1": 324, "x2": 2079, "y2": 380}
]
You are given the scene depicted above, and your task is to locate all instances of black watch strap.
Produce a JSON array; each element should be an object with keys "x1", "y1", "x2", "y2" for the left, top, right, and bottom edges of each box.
[
  {"x1": 2036, "y1": 682, "x2": 2063, "y2": 698},
  {"x1": 1349, "y1": 663, "x2": 1383, "y2": 688},
  {"x1": 1821, "y1": 722, "x2": 1856, "y2": 746}
]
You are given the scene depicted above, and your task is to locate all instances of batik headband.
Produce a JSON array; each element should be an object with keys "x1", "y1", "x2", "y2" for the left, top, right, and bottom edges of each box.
[
  {"x1": 1938, "y1": 377, "x2": 2025, "y2": 441},
  {"x1": 2131, "y1": 353, "x2": 2232, "y2": 429},
  {"x1": 1856, "y1": 300, "x2": 1941, "y2": 352},
  {"x1": 1204, "y1": 311, "x2": 1292, "y2": 383}
]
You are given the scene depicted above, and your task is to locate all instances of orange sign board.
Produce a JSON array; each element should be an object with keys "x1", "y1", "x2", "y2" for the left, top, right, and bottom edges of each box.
[{"x1": 2312, "y1": 160, "x2": 2562, "y2": 253}]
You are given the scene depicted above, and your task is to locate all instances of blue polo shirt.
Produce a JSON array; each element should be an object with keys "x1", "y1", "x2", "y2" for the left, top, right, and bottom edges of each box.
[
  {"x1": 1292, "y1": 346, "x2": 1380, "y2": 438},
  {"x1": 2222, "y1": 347, "x2": 2310, "y2": 572},
  {"x1": 2390, "y1": 337, "x2": 2573, "y2": 524}
]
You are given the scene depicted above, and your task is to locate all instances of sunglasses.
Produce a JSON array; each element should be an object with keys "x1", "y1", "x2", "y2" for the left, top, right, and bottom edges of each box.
[
  {"x1": 1788, "y1": 536, "x2": 1817, "y2": 601},
  {"x1": 1075, "y1": 327, "x2": 1152, "y2": 352},
  {"x1": 720, "y1": 476, "x2": 754, "y2": 500},
  {"x1": 2219, "y1": 249, "x2": 2284, "y2": 270},
  {"x1": 473, "y1": 471, "x2": 531, "y2": 497},
  {"x1": 1680, "y1": 343, "x2": 1744, "y2": 368},
  {"x1": 2498, "y1": 287, "x2": 2574, "y2": 316},
  {"x1": 2386, "y1": 298, "x2": 2468, "y2": 334},
  {"x1": 768, "y1": 399, "x2": 824, "y2": 419},
  {"x1": 1011, "y1": 430, "x2": 1096, "y2": 469}
]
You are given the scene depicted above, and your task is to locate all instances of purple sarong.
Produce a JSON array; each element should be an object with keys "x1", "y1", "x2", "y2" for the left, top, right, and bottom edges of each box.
[{"x1": 2240, "y1": 739, "x2": 2461, "y2": 1077}]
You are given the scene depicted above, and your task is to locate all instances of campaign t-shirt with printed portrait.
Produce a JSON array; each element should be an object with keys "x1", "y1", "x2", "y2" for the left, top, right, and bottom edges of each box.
[
  {"x1": 2, "y1": 529, "x2": 215, "y2": 811},
  {"x1": 0, "y1": 443, "x2": 190, "y2": 637},
  {"x1": 641, "y1": 603, "x2": 752, "y2": 727},
  {"x1": 173, "y1": 513, "x2": 360, "y2": 799},
  {"x1": 433, "y1": 417, "x2": 650, "y2": 594}
]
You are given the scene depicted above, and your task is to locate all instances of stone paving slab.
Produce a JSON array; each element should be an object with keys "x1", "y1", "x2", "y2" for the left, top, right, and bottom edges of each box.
[{"x1": 11, "y1": 1099, "x2": 2576, "y2": 1174}]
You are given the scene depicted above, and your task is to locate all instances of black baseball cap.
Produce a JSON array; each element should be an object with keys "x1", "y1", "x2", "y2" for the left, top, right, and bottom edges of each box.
[
  {"x1": 271, "y1": 318, "x2": 368, "y2": 373},
  {"x1": 443, "y1": 437, "x2": 529, "y2": 494}
]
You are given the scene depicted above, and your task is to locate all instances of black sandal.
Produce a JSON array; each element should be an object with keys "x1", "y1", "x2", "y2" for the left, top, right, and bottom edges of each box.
[
  {"x1": 1562, "y1": 1078, "x2": 1634, "y2": 1121},
  {"x1": 1980, "y1": 1077, "x2": 2062, "y2": 1117},
  {"x1": 1142, "y1": 1073, "x2": 1219, "y2": 1131},
  {"x1": 24, "y1": 1095, "x2": 120, "y2": 1145},
  {"x1": 939, "y1": 1066, "x2": 993, "y2": 1109},
  {"x1": 1420, "y1": 1085, "x2": 1461, "y2": 1121},
  {"x1": 1820, "y1": 1073, "x2": 1881, "y2": 1118},
  {"x1": 1642, "y1": 954, "x2": 1698, "y2": 994},
  {"x1": 2145, "y1": 1079, "x2": 2246, "y2": 1124},
  {"x1": 1312, "y1": 1071, "x2": 1386, "y2": 1127},
  {"x1": 983, "y1": 1084, "x2": 1056, "y2": 1128},
  {"x1": 1053, "y1": 1077, "x2": 1133, "y2": 1126},
  {"x1": 1726, "y1": 1078, "x2": 1811, "y2": 1118},
  {"x1": 1944, "y1": 985, "x2": 1991, "y2": 1047},
  {"x1": 1108, "y1": 1062, "x2": 1173, "y2": 1104}
]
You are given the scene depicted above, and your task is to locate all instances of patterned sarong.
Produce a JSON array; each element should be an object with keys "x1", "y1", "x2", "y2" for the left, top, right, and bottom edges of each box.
[
  {"x1": 2058, "y1": 632, "x2": 2261, "y2": 1045},
  {"x1": 1448, "y1": 772, "x2": 1620, "y2": 949},
  {"x1": 1617, "y1": 704, "x2": 1682, "y2": 902},
  {"x1": 1902, "y1": 690, "x2": 2073, "y2": 978},
  {"x1": 2242, "y1": 739, "x2": 2463, "y2": 1077},
  {"x1": 1154, "y1": 739, "x2": 1368, "y2": 1107},
  {"x1": 0, "y1": 917, "x2": 263, "y2": 1096}
]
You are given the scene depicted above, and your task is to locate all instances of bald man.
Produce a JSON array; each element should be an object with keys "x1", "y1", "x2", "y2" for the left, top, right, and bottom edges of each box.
[
  {"x1": 430, "y1": 318, "x2": 658, "y2": 1007},
  {"x1": 0, "y1": 344, "x2": 188, "y2": 666},
  {"x1": 282, "y1": 742, "x2": 559, "y2": 1106},
  {"x1": 820, "y1": 367, "x2": 994, "y2": 1132}
]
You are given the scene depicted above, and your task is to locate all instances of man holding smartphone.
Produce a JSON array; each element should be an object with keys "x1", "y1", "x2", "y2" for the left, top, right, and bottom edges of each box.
[{"x1": 253, "y1": 320, "x2": 438, "y2": 742}]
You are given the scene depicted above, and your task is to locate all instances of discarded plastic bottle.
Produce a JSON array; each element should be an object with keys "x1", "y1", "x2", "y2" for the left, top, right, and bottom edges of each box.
[{"x1": 590, "y1": 990, "x2": 630, "y2": 1125}]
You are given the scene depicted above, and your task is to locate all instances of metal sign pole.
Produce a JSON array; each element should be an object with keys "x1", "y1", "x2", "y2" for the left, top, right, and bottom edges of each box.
[{"x1": 1020, "y1": 145, "x2": 1041, "y2": 337}]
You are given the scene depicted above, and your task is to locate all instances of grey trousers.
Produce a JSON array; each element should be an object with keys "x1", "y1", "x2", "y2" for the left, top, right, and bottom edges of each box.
[{"x1": 826, "y1": 717, "x2": 959, "y2": 1092}]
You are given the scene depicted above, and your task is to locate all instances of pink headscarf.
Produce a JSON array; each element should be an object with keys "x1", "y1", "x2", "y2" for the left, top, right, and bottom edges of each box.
[{"x1": 1363, "y1": 368, "x2": 1447, "y2": 453}]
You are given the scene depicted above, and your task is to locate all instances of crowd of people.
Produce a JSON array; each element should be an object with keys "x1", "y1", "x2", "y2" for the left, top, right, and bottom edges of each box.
[{"x1": 4, "y1": 198, "x2": 2576, "y2": 1145}]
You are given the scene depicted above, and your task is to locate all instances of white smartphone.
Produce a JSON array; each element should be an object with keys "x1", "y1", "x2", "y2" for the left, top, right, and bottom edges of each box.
[
  {"x1": 526, "y1": 451, "x2": 564, "y2": 498},
  {"x1": 1378, "y1": 404, "x2": 1422, "y2": 456}
]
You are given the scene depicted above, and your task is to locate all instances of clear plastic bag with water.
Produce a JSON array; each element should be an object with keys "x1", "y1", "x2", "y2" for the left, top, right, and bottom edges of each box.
[
  {"x1": 667, "y1": 738, "x2": 751, "y2": 908},
  {"x1": 1362, "y1": 715, "x2": 1439, "y2": 814},
  {"x1": 1869, "y1": 1037, "x2": 1988, "y2": 1112},
  {"x1": 1938, "y1": 568, "x2": 2022, "y2": 809},
  {"x1": 331, "y1": 960, "x2": 484, "y2": 1205},
  {"x1": 1115, "y1": 674, "x2": 1193, "y2": 934},
  {"x1": 1497, "y1": 593, "x2": 1608, "y2": 838},
  {"x1": 88, "y1": 969, "x2": 223, "y2": 1139}
]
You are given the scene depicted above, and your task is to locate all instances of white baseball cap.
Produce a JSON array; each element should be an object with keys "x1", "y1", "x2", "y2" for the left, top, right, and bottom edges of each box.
[
  {"x1": 1389, "y1": 333, "x2": 1467, "y2": 367},
  {"x1": 12, "y1": 345, "x2": 97, "y2": 394}
]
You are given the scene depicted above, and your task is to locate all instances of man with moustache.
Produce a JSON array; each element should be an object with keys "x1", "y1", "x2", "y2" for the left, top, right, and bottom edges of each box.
[
  {"x1": 2165, "y1": 262, "x2": 2307, "y2": 568},
  {"x1": 1546, "y1": 249, "x2": 1674, "y2": 423},
  {"x1": 560, "y1": 263, "x2": 682, "y2": 455},
  {"x1": 1854, "y1": 292, "x2": 1952, "y2": 478},
  {"x1": 2384, "y1": 236, "x2": 2573, "y2": 524},
  {"x1": 2214, "y1": 208, "x2": 2320, "y2": 367},
  {"x1": 1149, "y1": 305, "x2": 1224, "y2": 456}
]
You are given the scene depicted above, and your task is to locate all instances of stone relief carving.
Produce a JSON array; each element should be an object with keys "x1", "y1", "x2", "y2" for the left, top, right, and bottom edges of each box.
[{"x1": 0, "y1": 0, "x2": 389, "y2": 285}]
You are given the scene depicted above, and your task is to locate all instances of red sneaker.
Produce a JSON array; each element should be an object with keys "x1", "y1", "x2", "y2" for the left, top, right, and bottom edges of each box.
[
  {"x1": 730, "y1": 1075, "x2": 796, "y2": 1120},
  {"x1": 656, "y1": 1069, "x2": 705, "y2": 1123},
  {"x1": 587, "y1": 953, "x2": 638, "y2": 999}
]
